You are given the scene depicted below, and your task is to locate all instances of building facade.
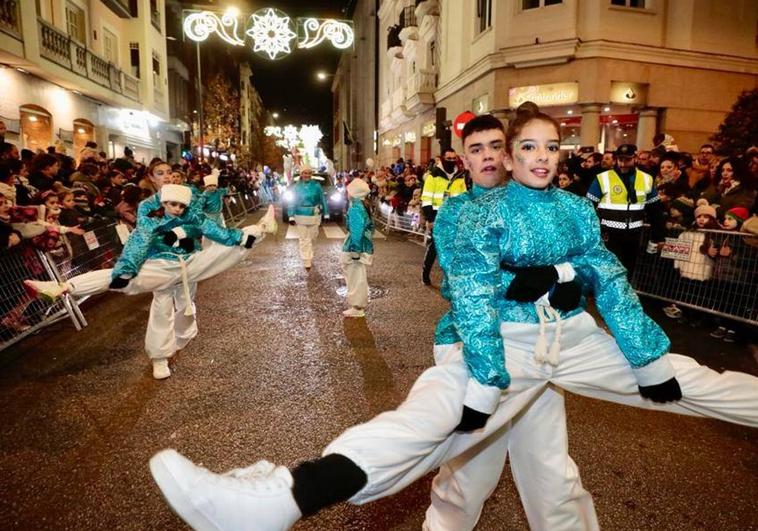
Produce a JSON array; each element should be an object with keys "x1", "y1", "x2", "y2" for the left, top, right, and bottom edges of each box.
[
  {"x1": 0, "y1": 0, "x2": 171, "y2": 163},
  {"x1": 332, "y1": 0, "x2": 379, "y2": 172},
  {"x1": 376, "y1": 0, "x2": 758, "y2": 166}
]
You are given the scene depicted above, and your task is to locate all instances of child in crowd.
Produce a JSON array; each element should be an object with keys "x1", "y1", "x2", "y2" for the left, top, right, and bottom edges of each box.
[
  {"x1": 58, "y1": 190, "x2": 86, "y2": 228},
  {"x1": 341, "y1": 178, "x2": 374, "y2": 318},
  {"x1": 407, "y1": 187, "x2": 422, "y2": 231},
  {"x1": 115, "y1": 184, "x2": 141, "y2": 229}
]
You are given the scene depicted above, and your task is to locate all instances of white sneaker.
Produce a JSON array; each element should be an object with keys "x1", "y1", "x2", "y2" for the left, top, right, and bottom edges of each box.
[
  {"x1": 149, "y1": 449, "x2": 302, "y2": 531},
  {"x1": 343, "y1": 307, "x2": 365, "y2": 318},
  {"x1": 257, "y1": 205, "x2": 278, "y2": 235},
  {"x1": 152, "y1": 359, "x2": 171, "y2": 380},
  {"x1": 304, "y1": 259, "x2": 312, "y2": 270},
  {"x1": 23, "y1": 280, "x2": 68, "y2": 303}
]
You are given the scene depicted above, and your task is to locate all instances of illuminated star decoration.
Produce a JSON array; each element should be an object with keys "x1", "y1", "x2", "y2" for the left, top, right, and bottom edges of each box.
[{"x1": 245, "y1": 8, "x2": 297, "y2": 60}]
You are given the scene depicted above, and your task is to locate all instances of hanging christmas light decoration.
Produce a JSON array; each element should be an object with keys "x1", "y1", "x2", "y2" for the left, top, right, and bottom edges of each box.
[
  {"x1": 298, "y1": 18, "x2": 354, "y2": 50},
  {"x1": 183, "y1": 9, "x2": 354, "y2": 60},
  {"x1": 183, "y1": 10, "x2": 245, "y2": 46},
  {"x1": 245, "y1": 8, "x2": 297, "y2": 60}
]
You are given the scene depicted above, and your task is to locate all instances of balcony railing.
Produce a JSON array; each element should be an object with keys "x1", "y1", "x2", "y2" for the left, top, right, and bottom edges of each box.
[
  {"x1": 399, "y1": 5, "x2": 417, "y2": 28},
  {"x1": 407, "y1": 70, "x2": 436, "y2": 98},
  {"x1": 0, "y1": 0, "x2": 21, "y2": 39},
  {"x1": 37, "y1": 18, "x2": 140, "y2": 102}
]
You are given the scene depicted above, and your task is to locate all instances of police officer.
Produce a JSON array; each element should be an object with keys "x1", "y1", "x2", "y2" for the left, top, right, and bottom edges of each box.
[
  {"x1": 420, "y1": 148, "x2": 467, "y2": 285},
  {"x1": 586, "y1": 143, "x2": 666, "y2": 277}
]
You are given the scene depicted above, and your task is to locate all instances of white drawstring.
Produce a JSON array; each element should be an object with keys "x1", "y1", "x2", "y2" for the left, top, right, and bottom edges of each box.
[
  {"x1": 534, "y1": 303, "x2": 563, "y2": 366},
  {"x1": 178, "y1": 255, "x2": 194, "y2": 317}
]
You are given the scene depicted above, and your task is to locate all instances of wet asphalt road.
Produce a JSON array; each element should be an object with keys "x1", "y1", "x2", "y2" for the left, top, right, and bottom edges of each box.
[{"x1": 0, "y1": 209, "x2": 756, "y2": 531}]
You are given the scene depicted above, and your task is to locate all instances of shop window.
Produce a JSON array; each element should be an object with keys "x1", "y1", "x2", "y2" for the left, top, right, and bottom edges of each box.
[
  {"x1": 611, "y1": 0, "x2": 646, "y2": 7},
  {"x1": 65, "y1": 1, "x2": 86, "y2": 44},
  {"x1": 404, "y1": 142, "x2": 415, "y2": 162},
  {"x1": 522, "y1": 0, "x2": 563, "y2": 9},
  {"x1": 420, "y1": 136, "x2": 432, "y2": 166},
  {"x1": 476, "y1": 0, "x2": 492, "y2": 33},
  {"x1": 73, "y1": 119, "x2": 95, "y2": 162},
  {"x1": 20, "y1": 105, "x2": 53, "y2": 152}
]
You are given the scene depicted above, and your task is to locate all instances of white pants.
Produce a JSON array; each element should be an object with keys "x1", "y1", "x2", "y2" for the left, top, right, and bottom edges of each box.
[
  {"x1": 340, "y1": 253, "x2": 372, "y2": 309},
  {"x1": 294, "y1": 215, "x2": 320, "y2": 262},
  {"x1": 325, "y1": 312, "x2": 758, "y2": 528},
  {"x1": 146, "y1": 282, "x2": 198, "y2": 360},
  {"x1": 65, "y1": 226, "x2": 261, "y2": 360}
]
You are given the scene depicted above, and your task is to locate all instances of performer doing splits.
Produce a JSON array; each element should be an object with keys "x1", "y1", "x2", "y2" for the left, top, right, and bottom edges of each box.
[
  {"x1": 24, "y1": 183, "x2": 277, "y2": 379},
  {"x1": 148, "y1": 108, "x2": 758, "y2": 531}
]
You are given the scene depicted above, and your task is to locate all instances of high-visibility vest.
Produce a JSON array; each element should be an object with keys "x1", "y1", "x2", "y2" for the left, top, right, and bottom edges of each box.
[
  {"x1": 595, "y1": 168, "x2": 654, "y2": 231},
  {"x1": 421, "y1": 170, "x2": 462, "y2": 210},
  {"x1": 446, "y1": 176, "x2": 467, "y2": 199}
]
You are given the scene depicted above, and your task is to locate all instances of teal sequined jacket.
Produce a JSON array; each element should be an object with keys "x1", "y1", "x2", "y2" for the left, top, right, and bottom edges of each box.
[
  {"x1": 112, "y1": 191, "x2": 242, "y2": 280},
  {"x1": 433, "y1": 184, "x2": 493, "y2": 346},
  {"x1": 342, "y1": 199, "x2": 374, "y2": 254},
  {"x1": 288, "y1": 180, "x2": 329, "y2": 217},
  {"x1": 445, "y1": 180, "x2": 670, "y2": 389},
  {"x1": 203, "y1": 187, "x2": 228, "y2": 215}
]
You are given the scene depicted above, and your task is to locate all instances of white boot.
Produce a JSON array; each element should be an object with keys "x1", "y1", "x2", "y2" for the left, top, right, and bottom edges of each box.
[
  {"x1": 304, "y1": 259, "x2": 312, "y2": 270},
  {"x1": 150, "y1": 449, "x2": 302, "y2": 531},
  {"x1": 23, "y1": 280, "x2": 69, "y2": 303},
  {"x1": 152, "y1": 359, "x2": 171, "y2": 380}
]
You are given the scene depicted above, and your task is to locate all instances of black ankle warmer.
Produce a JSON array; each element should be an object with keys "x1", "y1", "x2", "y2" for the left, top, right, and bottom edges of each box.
[{"x1": 291, "y1": 453, "x2": 368, "y2": 517}]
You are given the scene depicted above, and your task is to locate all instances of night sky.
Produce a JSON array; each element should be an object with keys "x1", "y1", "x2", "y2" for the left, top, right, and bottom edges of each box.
[{"x1": 182, "y1": 1, "x2": 356, "y2": 155}]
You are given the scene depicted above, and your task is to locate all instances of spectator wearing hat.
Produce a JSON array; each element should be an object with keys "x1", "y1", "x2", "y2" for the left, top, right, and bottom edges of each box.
[
  {"x1": 586, "y1": 143, "x2": 666, "y2": 277},
  {"x1": 202, "y1": 169, "x2": 228, "y2": 226}
]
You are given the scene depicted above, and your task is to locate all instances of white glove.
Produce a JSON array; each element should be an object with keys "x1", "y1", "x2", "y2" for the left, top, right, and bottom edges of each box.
[{"x1": 646, "y1": 241, "x2": 660, "y2": 254}]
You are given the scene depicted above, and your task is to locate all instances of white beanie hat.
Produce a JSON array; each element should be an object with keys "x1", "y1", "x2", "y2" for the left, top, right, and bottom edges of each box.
[
  {"x1": 160, "y1": 184, "x2": 192, "y2": 205},
  {"x1": 204, "y1": 169, "x2": 220, "y2": 186},
  {"x1": 347, "y1": 178, "x2": 370, "y2": 199}
]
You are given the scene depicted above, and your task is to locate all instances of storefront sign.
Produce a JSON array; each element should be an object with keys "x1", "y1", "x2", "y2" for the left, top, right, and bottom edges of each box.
[
  {"x1": 391, "y1": 135, "x2": 402, "y2": 147},
  {"x1": 509, "y1": 82, "x2": 578, "y2": 108},
  {"x1": 404, "y1": 131, "x2": 417, "y2": 143},
  {"x1": 610, "y1": 82, "x2": 648, "y2": 105},
  {"x1": 422, "y1": 121, "x2": 435, "y2": 137},
  {"x1": 660, "y1": 237, "x2": 692, "y2": 261}
]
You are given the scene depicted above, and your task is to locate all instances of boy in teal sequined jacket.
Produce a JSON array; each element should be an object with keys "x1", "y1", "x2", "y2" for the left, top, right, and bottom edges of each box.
[{"x1": 340, "y1": 178, "x2": 373, "y2": 318}]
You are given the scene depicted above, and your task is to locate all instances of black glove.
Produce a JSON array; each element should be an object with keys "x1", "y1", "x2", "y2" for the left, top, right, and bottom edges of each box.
[
  {"x1": 109, "y1": 276, "x2": 131, "y2": 289},
  {"x1": 503, "y1": 264, "x2": 558, "y2": 302},
  {"x1": 454, "y1": 406, "x2": 491, "y2": 432},
  {"x1": 639, "y1": 377, "x2": 682, "y2": 403},
  {"x1": 288, "y1": 219, "x2": 296, "y2": 226},
  {"x1": 243, "y1": 235, "x2": 256, "y2": 248},
  {"x1": 178, "y1": 238, "x2": 195, "y2": 253},
  {"x1": 548, "y1": 280, "x2": 582, "y2": 312},
  {"x1": 163, "y1": 231, "x2": 178, "y2": 246}
]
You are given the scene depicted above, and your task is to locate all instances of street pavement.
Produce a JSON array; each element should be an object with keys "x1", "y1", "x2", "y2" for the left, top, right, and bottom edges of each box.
[{"x1": 0, "y1": 208, "x2": 756, "y2": 530}]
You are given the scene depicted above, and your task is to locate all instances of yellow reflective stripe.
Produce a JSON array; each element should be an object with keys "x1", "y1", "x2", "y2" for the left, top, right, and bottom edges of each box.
[{"x1": 599, "y1": 172, "x2": 612, "y2": 205}]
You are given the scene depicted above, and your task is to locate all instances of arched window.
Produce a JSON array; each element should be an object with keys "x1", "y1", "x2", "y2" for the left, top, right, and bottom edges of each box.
[
  {"x1": 73, "y1": 118, "x2": 96, "y2": 161},
  {"x1": 19, "y1": 104, "x2": 53, "y2": 152}
]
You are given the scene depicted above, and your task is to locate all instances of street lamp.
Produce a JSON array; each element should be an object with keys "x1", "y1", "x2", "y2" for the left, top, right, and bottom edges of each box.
[
  {"x1": 316, "y1": 71, "x2": 328, "y2": 81},
  {"x1": 272, "y1": 112, "x2": 279, "y2": 119}
]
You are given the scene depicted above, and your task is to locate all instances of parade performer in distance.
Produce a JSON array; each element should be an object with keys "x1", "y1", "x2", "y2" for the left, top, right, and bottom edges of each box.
[
  {"x1": 202, "y1": 169, "x2": 228, "y2": 226},
  {"x1": 289, "y1": 164, "x2": 328, "y2": 270},
  {"x1": 340, "y1": 177, "x2": 374, "y2": 318}
]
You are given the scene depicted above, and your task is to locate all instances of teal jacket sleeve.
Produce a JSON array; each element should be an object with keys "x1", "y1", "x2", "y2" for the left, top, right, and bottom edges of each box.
[
  {"x1": 432, "y1": 196, "x2": 465, "y2": 345},
  {"x1": 112, "y1": 215, "x2": 157, "y2": 279},
  {"x1": 570, "y1": 199, "x2": 670, "y2": 368},
  {"x1": 446, "y1": 197, "x2": 510, "y2": 389},
  {"x1": 344, "y1": 203, "x2": 367, "y2": 251}
]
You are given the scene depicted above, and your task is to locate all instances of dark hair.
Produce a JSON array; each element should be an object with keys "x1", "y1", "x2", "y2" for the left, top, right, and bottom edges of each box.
[
  {"x1": 20, "y1": 149, "x2": 33, "y2": 161},
  {"x1": 85, "y1": 141, "x2": 97, "y2": 148},
  {"x1": 715, "y1": 157, "x2": 749, "y2": 186},
  {"x1": 78, "y1": 162, "x2": 99, "y2": 176},
  {"x1": 121, "y1": 184, "x2": 142, "y2": 205},
  {"x1": 461, "y1": 114, "x2": 504, "y2": 145},
  {"x1": 147, "y1": 159, "x2": 169, "y2": 177},
  {"x1": 30, "y1": 153, "x2": 59, "y2": 173},
  {"x1": 442, "y1": 146, "x2": 457, "y2": 157},
  {"x1": 700, "y1": 144, "x2": 714, "y2": 151},
  {"x1": 106, "y1": 169, "x2": 124, "y2": 181},
  {"x1": 0, "y1": 142, "x2": 16, "y2": 157},
  {"x1": 124, "y1": 146, "x2": 133, "y2": 156},
  {"x1": 591, "y1": 153, "x2": 603, "y2": 164},
  {"x1": 505, "y1": 102, "x2": 561, "y2": 156}
]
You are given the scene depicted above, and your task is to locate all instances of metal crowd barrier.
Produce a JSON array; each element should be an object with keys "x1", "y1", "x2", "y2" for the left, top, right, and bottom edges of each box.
[
  {"x1": 372, "y1": 199, "x2": 429, "y2": 244},
  {"x1": 223, "y1": 191, "x2": 261, "y2": 226},
  {"x1": 631, "y1": 226, "x2": 758, "y2": 325}
]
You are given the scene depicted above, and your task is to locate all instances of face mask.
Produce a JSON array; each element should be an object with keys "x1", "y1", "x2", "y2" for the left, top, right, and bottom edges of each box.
[{"x1": 442, "y1": 160, "x2": 456, "y2": 173}]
